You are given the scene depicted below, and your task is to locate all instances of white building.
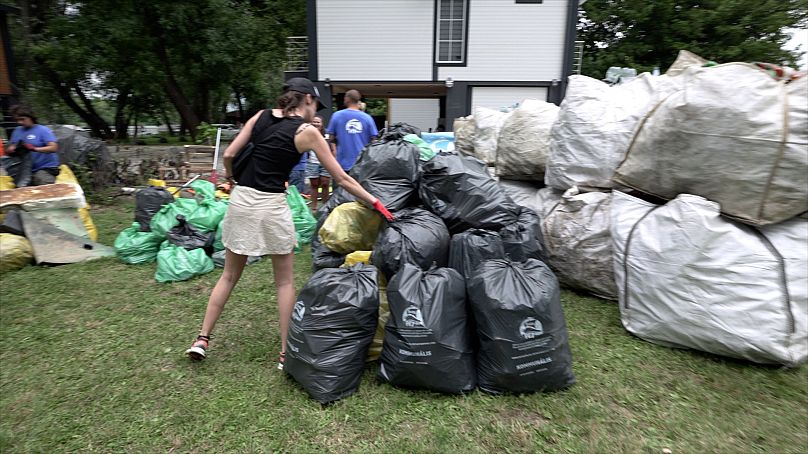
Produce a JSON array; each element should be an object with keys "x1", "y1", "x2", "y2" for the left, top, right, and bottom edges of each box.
[{"x1": 287, "y1": 0, "x2": 582, "y2": 131}]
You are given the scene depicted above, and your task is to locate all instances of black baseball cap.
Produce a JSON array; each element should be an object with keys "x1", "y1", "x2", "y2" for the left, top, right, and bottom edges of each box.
[{"x1": 283, "y1": 77, "x2": 327, "y2": 111}]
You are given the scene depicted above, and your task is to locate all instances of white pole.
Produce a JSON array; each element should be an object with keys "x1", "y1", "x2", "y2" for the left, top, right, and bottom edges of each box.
[{"x1": 210, "y1": 127, "x2": 223, "y2": 182}]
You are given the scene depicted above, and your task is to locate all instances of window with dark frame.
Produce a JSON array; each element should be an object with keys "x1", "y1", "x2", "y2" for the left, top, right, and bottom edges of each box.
[{"x1": 436, "y1": 0, "x2": 467, "y2": 64}]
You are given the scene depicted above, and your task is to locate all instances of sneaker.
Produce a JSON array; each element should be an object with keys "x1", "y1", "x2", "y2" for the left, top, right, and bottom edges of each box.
[
  {"x1": 277, "y1": 351, "x2": 286, "y2": 370},
  {"x1": 186, "y1": 335, "x2": 210, "y2": 360}
]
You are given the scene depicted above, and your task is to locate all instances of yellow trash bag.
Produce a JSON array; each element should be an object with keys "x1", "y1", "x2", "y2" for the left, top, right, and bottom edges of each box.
[
  {"x1": 367, "y1": 274, "x2": 390, "y2": 362},
  {"x1": 0, "y1": 233, "x2": 33, "y2": 273},
  {"x1": 148, "y1": 178, "x2": 167, "y2": 187},
  {"x1": 343, "y1": 250, "x2": 372, "y2": 267},
  {"x1": 55, "y1": 165, "x2": 98, "y2": 241},
  {"x1": 0, "y1": 175, "x2": 14, "y2": 190},
  {"x1": 319, "y1": 202, "x2": 383, "y2": 254}
]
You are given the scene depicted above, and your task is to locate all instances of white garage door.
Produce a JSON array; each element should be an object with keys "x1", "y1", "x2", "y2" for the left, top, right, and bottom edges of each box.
[
  {"x1": 388, "y1": 98, "x2": 441, "y2": 132},
  {"x1": 471, "y1": 87, "x2": 548, "y2": 110}
]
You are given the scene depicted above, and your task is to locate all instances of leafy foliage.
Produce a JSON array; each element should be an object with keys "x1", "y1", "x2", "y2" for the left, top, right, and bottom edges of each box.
[{"x1": 578, "y1": 0, "x2": 808, "y2": 78}]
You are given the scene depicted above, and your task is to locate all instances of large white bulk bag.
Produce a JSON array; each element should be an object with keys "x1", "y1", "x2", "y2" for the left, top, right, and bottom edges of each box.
[
  {"x1": 453, "y1": 115, "x2": 476, "y2": 157},
  {"x1": 498, "y1": 180, "x2": 562, "y2": 220},
  {"x1": 611, "y1": 191, "x2": 808, "y2": 366},
  {"x1": 472, "y1": 107, "x2": 510, "y2": 165},
  {"x1": 541, "y1": 187, "x2": 616, "y2": 300},
  {"x1": 544, "y1": 73, "x2": 684, "y2": 190},
  {"x1": 496, "y1": 99, "x2": 559, "y2": 180},
  {"x1": 614, "y1": 64, "x2": 808, "y2": 226}
]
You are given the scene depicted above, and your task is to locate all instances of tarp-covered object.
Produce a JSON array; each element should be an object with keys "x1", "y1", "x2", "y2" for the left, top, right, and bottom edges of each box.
[
  {"x1": 349, "y1": 139, "x2": 421, "y2": 211},
  {"x1": 496, "y1": 99, "x2": 560, "y2": 180},
  {"x1": 614, "y1": 64, "x2": 808, "y2": 226},
  {"x1": 500, "y1": 207, "x2": 546, "y2": 263},
  {"x1": 0, "y1": 233, "x2": 33, "y2": 272},
  {"x1": 50, "y1": 126, "x2": 112, "y2": 170},
  {"x1": 611, "y1": 191, "x2": 808, "y2": 366},
  {"x1": 545, "y1": 73, "x2": 684, "y2": 190},
  {"x1": 448, "y1": 229, "x2": 506, "y2": 281},
  {"x1": 453, "y1": 115, "x2": 475, "y2": 157},
  {"x1": 542, "y1": 187, "x2": 616, "y2": 300},
  {"x1": 379, "y1": 264, "x2": 476, "y2": 394},
  {"x1": 468, "y1": 259, "x2": 575, "y2": 394},
  {"x1": 114, "y1": 222, "x2": 164, "y2": 264},
  {"x1": 135, "y1": 186, "x2": 175, "y2": 231},
  {"x1": 371, "y1": 207, "x2": 450, "y2": 280},
  {"x1": 472, "y1": 107, "x2": 510, "y2": 165},
  {"x1": 154, "y1": 241, "x2": 214, "y2": 283},
  {"x1": 319, "y1": 202, "x2": 383, "y2": 255},
  {"x1": 285, "y1": 264, "x2": 380, "y2": 404},
  {"x1": 420, "y1": 152, "x2": 519, "y2": 233}
]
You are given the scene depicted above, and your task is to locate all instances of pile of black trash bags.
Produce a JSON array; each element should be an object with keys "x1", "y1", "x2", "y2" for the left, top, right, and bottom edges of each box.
[{"x1": 285, "y1": 124, "x2": 575, "y2": 404}]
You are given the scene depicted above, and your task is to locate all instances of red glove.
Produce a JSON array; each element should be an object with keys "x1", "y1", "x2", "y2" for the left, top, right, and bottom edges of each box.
[
  {"x1": 372, "y1": 199, "x2": 395, "y2": 222},
  {"x1": 23, "y1": 143, "x2": 36, "y2": 151}
]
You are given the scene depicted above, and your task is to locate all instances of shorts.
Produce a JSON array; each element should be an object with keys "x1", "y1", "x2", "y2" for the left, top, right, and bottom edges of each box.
[
  {"x1": 221, "y1": 185, "x2": 297, "y2": 256},
  {"x1": 305, "y1": 161, "x2": 331, "y2": 179}
]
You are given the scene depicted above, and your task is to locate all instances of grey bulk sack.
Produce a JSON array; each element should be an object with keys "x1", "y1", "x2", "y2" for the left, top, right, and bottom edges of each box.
[
  {"x1": 611, "y1": 191, "x2": 807, "y2": 366},
  {"x1": 453, "y1": 115, "x2": 476, "y2": 157},
  {"x1": 542, "y1": 187, "x2": 617, "y2": 300},
  {"x1": 472, "y1": 107, "x2": 511, "y2": 165},
  {"x1": 495, "y1": 99, "x2": 559, "y2": 180},
  {"x1": 614, "y1": 63, "x2": 808, "y2": 226}
]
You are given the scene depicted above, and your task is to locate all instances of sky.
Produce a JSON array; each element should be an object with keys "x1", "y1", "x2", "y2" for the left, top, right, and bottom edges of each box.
[{"x1": 784, "y1": 28, "x2": 808, "y2": 69}]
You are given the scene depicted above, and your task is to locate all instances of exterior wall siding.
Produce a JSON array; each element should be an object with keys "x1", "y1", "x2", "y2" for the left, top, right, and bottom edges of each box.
[
  {"x1": 471, "y1": 86, "x2": 548, "y2": 109},
  {"x1": 388, "y1": 98, "x2": 441, "y2": 132},
  {"x1": 438, "y1": 0, "x2": 569, "y2": 82},
  {"x1": 316, "y1": 0, "x2": 434, "y2": 81}
]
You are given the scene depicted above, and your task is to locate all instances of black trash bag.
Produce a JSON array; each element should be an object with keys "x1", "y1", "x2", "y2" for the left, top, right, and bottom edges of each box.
[
  {"x1": 166, "y1": 215, "x2": 215, "y2": 255},
  {"x1": 499, "y1": 207, "x2": 547, "y2": 263},
  {"x1": 379, "y1": 122, "x2": 421, "y2": 141},
  {"x1": 370, "y1": 207, "x2": 450, "y2": 280},
  {"x1": 448, "y1": 229, "x2": 507, "y2": 281},
  {"x1": 468, "y1": 259, "x2": 575, "y2": 394},
  {"x1": 419, "y1": 152, "x2": 519, "y2": 233},
  {"x1": 350, "y1": 139, "x2": 421, "y2": 211},
  {"x1": 285, "y1": 264, "x2": 380, "y2": 404},
  {"x1": 311, "y1": 209, "x2": 346, "y2": 270},
  {"x1": 378, "y1": 264, "x2": 476, "y2": 394},
  {"x1": 135, "y1": 186, "x2": 175, "y2": 231}
]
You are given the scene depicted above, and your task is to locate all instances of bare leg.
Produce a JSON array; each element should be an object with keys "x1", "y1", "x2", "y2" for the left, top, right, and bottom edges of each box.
[
  {"x1": 320, "y1": 176, "x2": 331, "y2": 205},
  {"x1": 309, "y1": 177, "x2": 320, "y2": 212},
  {"x1": 270, "y1": 252, "x2": 296, "y2": 353},
  {"x1": 198, "y1": 249, "x2": 249, "y2": 336}
]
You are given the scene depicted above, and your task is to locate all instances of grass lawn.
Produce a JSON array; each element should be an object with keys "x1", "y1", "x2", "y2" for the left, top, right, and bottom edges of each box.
[{"x1": 1, "y1": 200, "x2": 806, "y2": 453}]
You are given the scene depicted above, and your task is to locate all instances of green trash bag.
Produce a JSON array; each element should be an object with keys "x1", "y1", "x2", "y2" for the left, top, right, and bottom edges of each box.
[
  {"x1": 287, "y1": 186, "x2": 317, "y2": 248},
  {"x1": 114, "y1": 222, "x2": 164, "y2": 264},
  {"x1": 155, "y1": 241, "x2": 215, "y2": 283},
  {"x1": 189, "y1": 179, "x2": 216, "y2": 201},
  {"x1": 150, "y1": 198, "x2": 199, "y2": 237},
  {"x1": 213, "y1": 222, "x2": 225, "y2": 251},
  {"x1": 404, "y1": 134, "x2": 436, "y2": 162},
  {"x1": 187, "y1": 199, "x2": 228, "y2": 233}
]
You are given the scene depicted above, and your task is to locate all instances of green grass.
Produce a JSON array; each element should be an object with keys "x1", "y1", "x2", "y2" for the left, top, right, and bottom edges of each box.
[{"x1": 1, "y1": 201, "x2": 806, "y2": 453}]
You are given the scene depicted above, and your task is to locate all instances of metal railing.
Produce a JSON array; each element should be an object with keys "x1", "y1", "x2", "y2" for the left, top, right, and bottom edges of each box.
[
  {"x1": 573, "y1": 40, "x2": 584, "y2": 75},
  {"x1": 286, "y1": 36, "x2": 308, "y2": 72}
]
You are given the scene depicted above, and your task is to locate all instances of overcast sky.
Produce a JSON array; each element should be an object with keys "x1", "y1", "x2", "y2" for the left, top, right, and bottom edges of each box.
[{"x1": 785, "y1": 28, "x2": 808, "y2": 69}]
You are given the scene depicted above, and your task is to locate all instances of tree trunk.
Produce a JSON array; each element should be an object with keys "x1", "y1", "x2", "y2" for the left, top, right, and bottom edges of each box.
[
  {"x1": 161, "y1": 108, "x2": 175, "y2": 136},
  {"x1": 40, "y1": 65, "x2": 113, "y2": 139},
  {"x1": 113, "y1": 89, "x2": 130, "y2": 140},
  {"x1": 234, "y1": 88, "x2": 245, "y2": 123}
]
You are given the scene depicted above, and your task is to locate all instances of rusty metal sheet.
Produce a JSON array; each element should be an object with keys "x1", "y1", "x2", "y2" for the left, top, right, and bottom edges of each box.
[
  {"x1": 0, "y1": 183, "x2": 85, "y2": 211},
  {"x1": 20, "y1": 212, "x2": 114, "y2": 265}
]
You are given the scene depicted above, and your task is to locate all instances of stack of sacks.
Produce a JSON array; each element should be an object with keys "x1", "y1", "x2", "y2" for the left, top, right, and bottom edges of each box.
[
  {"x1": 290, "y1": 124, "x2": 572, "y2": 403},
  {"x1": 471, "y1": 106, "x2": 512, "y2": 166},
  {"x1": 611, "y1": 191, "x2": 807, "y2": 366}
]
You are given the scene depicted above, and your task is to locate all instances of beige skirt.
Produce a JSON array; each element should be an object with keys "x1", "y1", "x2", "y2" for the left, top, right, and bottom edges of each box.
[{"x1": 222, "y1": 185, "x2": 297, "y2": 256}]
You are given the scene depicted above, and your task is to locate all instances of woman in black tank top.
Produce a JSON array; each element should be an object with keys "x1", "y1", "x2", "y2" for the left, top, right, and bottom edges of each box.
[{"x1": 186, "y1": 78, "x2": 394, "y2": 367}]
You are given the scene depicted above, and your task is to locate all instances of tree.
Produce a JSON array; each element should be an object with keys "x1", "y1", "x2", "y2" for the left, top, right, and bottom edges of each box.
[{"x1": 578, "y1": 0, "x2": 808, "y2": 79}]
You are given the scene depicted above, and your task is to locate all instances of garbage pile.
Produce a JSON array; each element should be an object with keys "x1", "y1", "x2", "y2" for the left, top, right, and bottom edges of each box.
[
  {"x1": 288, "y1": 126, "x2": 575, "y2": 404},
  {"x1": 113, "y1": 180, "x2": 316, "y2": 283},
  {"x1": 455, "y1": 50, "x2": 807, "y2": 366},
  {"x1": 0, "y1": 165, "x2": 109, "y2": 273}
]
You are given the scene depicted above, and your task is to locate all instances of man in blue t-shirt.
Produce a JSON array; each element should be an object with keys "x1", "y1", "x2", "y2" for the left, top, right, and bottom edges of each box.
[
  {"x1": 2, "y1": 106, "x2": 59, "y2": 187},
  {"x1": 325, "y1": 89, "x2": 378, "y2": 171}
]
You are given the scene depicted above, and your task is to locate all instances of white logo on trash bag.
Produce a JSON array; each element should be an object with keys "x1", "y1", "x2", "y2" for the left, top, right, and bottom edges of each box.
[
  {"x1": 519, "y1": 317, "x2": 543, "y2": 339},
  {"x1": 292, "y1": 301, "x2": 305, "y2": 322},
  {"x1": 346, "y1": 119, "x2": 363, "y2": 134},
  {"x1": 402, "y1": 306, "x2": 425, "y2": 328}
]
